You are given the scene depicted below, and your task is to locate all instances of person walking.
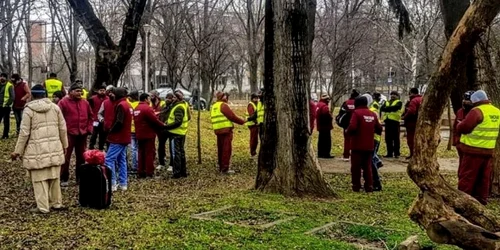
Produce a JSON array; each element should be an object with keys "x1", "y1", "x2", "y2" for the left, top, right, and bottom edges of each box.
[
  {"x1": 245, "y1": 93, "x2": 260, "y2": 157},
  {"x1": 58, "y1": 84, "x2": 93, "y2": 186},
  {"x1": 43, "y1": 73, "x2": 66, "y2": 98},
  {"x1": 316, "y1": 94, "x2": 334, "y2": 158},
  {"x1": 127, "y1": 90, "x2": 140, "y2": 174},
  {"x1": 105, "y1": 87, "x2": 133, "y2": 192},
  {"x1": 134, "y1": 93, "x2": 165, "y2": 178},
  {"x1": 453, "y1": 91, "x2": 475, "y2": 167},
  {"x1": 165, "y1": 91, "x2": 191, "y2": 178},
  {"x1": 157, "y1": 93, "x2": 175, "y2": 171},
  {"x1": 338, "y1": 89, "x2": 359, "y2": 161},
  {"x1": 11, "y1": 74, "x2": 31, "y2": 136},
  {"x1": 211, "y1": 91, "x2": 246, "y2": 174},
  {"x1": 381, "y1": 91, "x2": 403, "y2": 159},
  {"x1": 11, "y1": 84, "x2": 68, "y2": 214},
  {"x1": 0, "y1": 73, "x2": 14, "y2": 139},
  {"x1": 346, "y1": 95, "x2": 382, "y2": 193},
  {"x1": 456, "y1": 90, "x2": 500, "y2": 205},
  {"x1": 402, "y1": 88, "x2": 423, "y2": 160},
  {"x1": 88, "y1": 84, "x2": 108, "y2": 150}
]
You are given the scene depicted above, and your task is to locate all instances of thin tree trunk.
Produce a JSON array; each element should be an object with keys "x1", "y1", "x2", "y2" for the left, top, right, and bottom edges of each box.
[
  {"x1": 408, "y1": 1, "x2": 500, "y2": 248},
  {"x1": 256, "y1": 0, "x2": 336, "y2": 197}
]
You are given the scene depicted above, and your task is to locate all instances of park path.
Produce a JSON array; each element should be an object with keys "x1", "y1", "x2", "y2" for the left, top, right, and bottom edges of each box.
[{"x1": 319, "y1": 157, "x2": 459, "y2": 174}]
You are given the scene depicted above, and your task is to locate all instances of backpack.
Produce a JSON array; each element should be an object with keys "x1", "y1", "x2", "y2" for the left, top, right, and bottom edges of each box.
[{"x1": 335, "y1": 104, "x2": 351, "y2": 129}]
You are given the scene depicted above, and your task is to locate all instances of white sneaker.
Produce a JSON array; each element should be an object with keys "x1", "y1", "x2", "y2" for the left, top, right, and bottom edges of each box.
[
  {"x1": 342, "y1": 158, "x2": 350, "y2": 162},
  {"x1": 112, "y1": 185, "x2": 118, "y2": 192},
  {"x1": 119, "y1": 186, "x2": 128, "y2": 191},
  {"x1": 156, "y1": 165, "x2": 164, "y2": 171},
  {"x1": 167, "y1": 166, "x2": 173, "y2": 172},
  {"x1": 222, "y1": 170, "x2": 235, "y2": 175},
  {"x1": 60, "y1": 181, "x2": 69, "y2": 187}
]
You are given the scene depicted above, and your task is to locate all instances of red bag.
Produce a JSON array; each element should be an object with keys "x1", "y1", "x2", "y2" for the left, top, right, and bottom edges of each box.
[{"x1": 83, "y1": 150, "x2": 105, "y2": 165}]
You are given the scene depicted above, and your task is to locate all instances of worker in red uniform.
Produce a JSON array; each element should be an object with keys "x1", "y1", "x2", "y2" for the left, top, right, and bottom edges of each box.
[
  {"x1": 97, "y1": 85, "x2": 115, "y2": 150},
  {"x1": 346, "y1": 95, "x2": 382, "y2": 192},
  {"x1": 456, "y1": 90, "x2": 500, "y2": 205},
  {"x1": 316, "y1": 94, "x2": 334, "y2": 158},
  {"x1": 245, "y1": 93, "x2": 260, "y2": 157},
  {"x1": 149, "y1": 90, "x2": 165, "y2": 115},
  {"x1": 11, "y1": 74, "x2": 31, "y2": 135},
  {"x1": 88, "y1": 84, "x2": 108, "y2": 150},
  {"x1": 338, "y1": 89, "x2": 360, "y2": 161},
  {"x1": 210, "y1": 91, "x2": 246, "y2": 174},
  {"x1": 309, "y1": 97, "x2": 316, "y2": 133},
  {"x1": 134, "y1": 93, "x2": 165, "y2": 178},
  {"x1": 402, "y1": 87, "x2": 423, "y2": 160},
  {"x1": 58, "y1": 83, "x2": 93, "y2": 186},
  {"x1": 453, "y1": 91, "x2": 475, "y2": 166}
]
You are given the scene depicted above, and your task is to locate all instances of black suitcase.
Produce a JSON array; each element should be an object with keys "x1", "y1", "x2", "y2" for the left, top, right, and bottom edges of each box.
[{"x1": 79, "y1": 164, "x2": 112, "y2": 209}]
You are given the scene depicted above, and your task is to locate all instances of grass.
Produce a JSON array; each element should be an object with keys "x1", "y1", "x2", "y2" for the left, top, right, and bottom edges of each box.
[{"x1": 0, "y1": 107, "x2": 474, "y2": 250}]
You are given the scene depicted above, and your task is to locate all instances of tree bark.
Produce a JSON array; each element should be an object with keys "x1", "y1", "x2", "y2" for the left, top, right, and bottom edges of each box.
[
  {"x1": 408, "y1": 1, "x2": 500, "y2": 248},
  {"x1": 255, "y1": 0, "x2": 336, "y2": 197},
  {"x1": 67, "y1": 0, "x2": 147, "y2": 88}
]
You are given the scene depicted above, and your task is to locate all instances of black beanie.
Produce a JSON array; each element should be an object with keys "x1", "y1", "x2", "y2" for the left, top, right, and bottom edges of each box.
[
  {"x1": 69, "y1": 83, "x2": 82, "y2": 91},
  {"x1": 354, "y1": 96, "x2": 368, "y2": 107},
  {"x1": 31, "y1": 84, "x2": 47, "y2": 98}
]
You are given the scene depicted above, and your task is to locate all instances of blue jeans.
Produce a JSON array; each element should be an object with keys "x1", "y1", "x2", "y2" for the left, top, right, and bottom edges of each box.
[
  {"x1": 372, "y1": 140, "x2": 382, "y2": 167},
  {"x1": 105, "y1": 143, "x2": 128, "y2": 187},
  {"x1": 130, "y1": 133, "x2": 138, "y2": 171}
]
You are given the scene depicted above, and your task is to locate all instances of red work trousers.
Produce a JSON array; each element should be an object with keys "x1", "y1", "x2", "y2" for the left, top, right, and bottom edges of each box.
[
  {"x1": 458, "y1": 153, "x2": 492, "y2": 205},
  {"x1": 138, "y1": 138, "x2": 156, "y2": 177},
  {"x1": 217, "y1": 132, "x2": 233, "y2": 172},
  {"x1": 406, "y1": 126, "x2": 416, "y2": 157},
  {"x1": 343, "y1": 130, "x2": 351, "y2": 159},
  {"x1": 61, "y1": 134, "x2": 88, "y2": 182},
  {"x1": 249, "y1": 126, "x2": 259, "y2": 156},
  {"x1": 350, "y1": 150, "x2": 373, "y2": 192}
]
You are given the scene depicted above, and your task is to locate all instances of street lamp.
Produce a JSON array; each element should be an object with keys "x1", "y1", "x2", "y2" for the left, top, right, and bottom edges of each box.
[{"x1": 143, "y1": 24, "x2": 151, "y2": 93}]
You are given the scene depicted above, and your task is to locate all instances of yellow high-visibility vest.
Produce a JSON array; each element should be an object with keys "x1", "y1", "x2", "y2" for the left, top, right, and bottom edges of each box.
[
  {"x1": 45, "y1": 79, "x2": 63, "y2": 98},
  {"x1": 168, "y1": 102, "x2": 189, "y2": 135},
  {"x1": 2, "y1": 82, "x2": 12, "y2": 107},
  {"x1": 256, "y1": 101, "x2": 264, "y2": 124},
  {"x1": 82, "y1": 89, "x2": 88, "y2": 99},
  {"x1": 369, "y1": 103, "x2": 381, "y2": 142},
  {"x1": 127, "y1": 99, "x2": 140, "y2": 133},
  {"x1": 382, "y1": 100, "x2": 402, "y2": 121},
  {"x1": 245, "y1": 102, "x2": 258, "y2": 127},
  {"x1": 150, "y1": 100, "x2": 166, "y2": 109},
  {"x1": 460, "y1": 104, "x2": 500, "y2": 149},
  {"x1": 211, "y1": 101, "x2": 233, "y2": 130}
]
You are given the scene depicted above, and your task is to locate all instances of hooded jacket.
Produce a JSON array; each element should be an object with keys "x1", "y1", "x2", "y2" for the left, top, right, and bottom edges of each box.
[
  {"x1": 58, "y1": 95, "x2": 93, "y2": 135},
  {"x1": 14, "y1": 98, "x2": 68, "y2": 170}
]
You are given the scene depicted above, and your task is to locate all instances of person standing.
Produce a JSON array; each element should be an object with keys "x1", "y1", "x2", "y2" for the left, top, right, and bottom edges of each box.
[
  {"x1": 52, "y1": 91, "x2": 64, "y2": 104},
  {"x1": 165, "y1": 91, "x2": 191, "y2": 178},
  {"x1": 456, "y1": 90, "x2": 500, "y2": 205},
  {"x1": 11, "y1": 84, "x2": 68, "y2": 213},
  {"x1": 258, "y1": 88, "x2": 265, "y2": 139},
  {"x1": 105, "y1": 87, "x2": 133, "y2": 191},
  {"x1": 0, "y1": 73, "x2": 14, "y2": 139},
  {"x1": 316, "y1": 94, "x2": 334, "y2": 158},
  {"x1": 149, "y1": 90, "x2": 165, "y2": 115},
  {"x1": 402, "y1": 88, "x2": 423, "y2": 160},
  {"x1": 88, "y1": 84, "x2": 108, "y2": 150},
  {"x1": 338, "y1": 89, "x2": 359, "y2": 161},
  {"x1": 211, "y1": 92, "x2": 246, "y2": 174},
  {"x1": 381, "y1": 91, "x2": 403, "y2": 159},
  {"x1": 134, "y1": 93, "x2": 165, "y2": 178},
  {"x1": 98, "y1": 85, "x2": 116, "y2": 147},
  {"x1": 365, "y1": 93, "x2": 383, "y2": 191},
  {"x1": 245, "y1": 93, "x2": 260, "y2": 157},
  {"x1": 58, "y1": 84, "x2": 93, "y2": 186},
  {"x1": 347, "y1": 95, "x2": 382, "y2": 192},
  {"x1": 43, "y1": 72, "x2": 66, "y2": 98},
  {"x1": 309, "y1": 97, "x2": 317, "y2": 133},
  {"x1": 453, "y1": 91, "x2": 475, "y2": 165},
  {"x1": 157, "y1": 93, "x2": 175, "y2": 171},
  {"x1": 11, "y1": 74, "x2": 31, "y2": 136},
  {"x1": 127, "y1": 90, "x2": 140, "y2": 174}
]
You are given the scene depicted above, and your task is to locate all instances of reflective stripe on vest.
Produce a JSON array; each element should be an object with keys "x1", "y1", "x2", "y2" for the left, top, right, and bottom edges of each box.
[
  {"x1": 460, "y1": 104, "x2": 500, "y2": 149},
  {"x1": 245, "y1": 102, "x2": 258, "y2": 126},
  {"x1": 257, "y1": 101, "x2": 264, "y2": 124},
  {"x1": 128, "y1": 99, "x2": 140, "y2": 133},
  {"x1": 2, "y1": 82, "x2": 12, "y2": 107},
  {"x1": 168, "y1": 103, "x2": 189, "y2": 135},
  {"x1": 369, "y1": 106, "x2": 381, "y2": 142},
  {"x1": 45, "y1": 79, "x2": 63, "y2": 98},
  {"x1": 383, "y1": 100, "x2": 402, "y2": 121},
  {"x1": 211, "y1": 101, "x2": 233, "y2": 130}
]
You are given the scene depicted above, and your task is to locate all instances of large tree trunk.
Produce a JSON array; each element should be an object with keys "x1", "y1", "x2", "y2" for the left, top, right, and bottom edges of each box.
[
  {"x1": 67, "y1": 0, "x2": 147, "y2": 88},
  {"x1": 255, "y1": 0, "x2": 336, "y2": 197},
  {"x1": 408, "y1": 1, "x2": 500, "y2": 248}
]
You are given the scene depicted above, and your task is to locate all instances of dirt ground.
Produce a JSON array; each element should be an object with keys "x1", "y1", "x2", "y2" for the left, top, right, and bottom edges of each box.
[{"x1": 319, "y1": 157, "x2": 459, "y2": 174}]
